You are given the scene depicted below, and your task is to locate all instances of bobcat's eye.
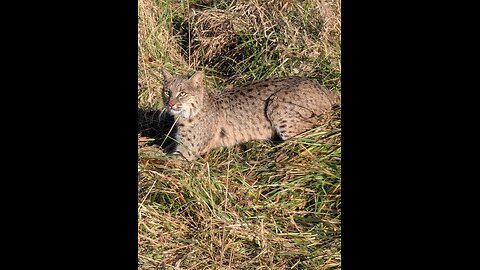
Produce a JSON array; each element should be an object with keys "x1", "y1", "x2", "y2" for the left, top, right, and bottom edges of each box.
[
  {"x1": 164, "y1": 91, "x2": 170, "y2": 97},
  {"x1": 178, "y1": 92, "x2": 187, "y2": 98}
]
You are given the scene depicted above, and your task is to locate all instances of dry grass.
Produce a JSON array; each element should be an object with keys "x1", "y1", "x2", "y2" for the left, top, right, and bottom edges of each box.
[{"x1": 138, "y1": 0, "x2": 341, "y2": 269}]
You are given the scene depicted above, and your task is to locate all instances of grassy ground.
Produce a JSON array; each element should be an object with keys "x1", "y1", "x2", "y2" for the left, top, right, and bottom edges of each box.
[{"x1": 138, "y1": 0, "x2": 341, "y2": 269}]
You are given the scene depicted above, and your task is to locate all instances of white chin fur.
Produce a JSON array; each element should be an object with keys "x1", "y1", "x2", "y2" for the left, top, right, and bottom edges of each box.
[
  {"x1": 168, "y1": 107, "x2": 193, "y2": 119},
  {"x1": 168, "y1": 108, "x2": 182, "y2": 115}
]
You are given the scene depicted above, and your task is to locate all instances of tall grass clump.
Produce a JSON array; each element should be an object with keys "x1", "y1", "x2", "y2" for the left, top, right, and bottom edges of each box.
[{"x1": 138, "y1": 0, "x2": 341, "y2": 269}]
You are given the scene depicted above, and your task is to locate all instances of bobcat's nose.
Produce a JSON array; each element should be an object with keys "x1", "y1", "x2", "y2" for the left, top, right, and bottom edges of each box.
[{"x1": 168, "y1": 98, "x2": 177, "y2": 107}]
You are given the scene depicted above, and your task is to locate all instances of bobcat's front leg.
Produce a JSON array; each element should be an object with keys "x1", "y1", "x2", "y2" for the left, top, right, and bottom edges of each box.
[{"x1": 174, "y1": 144, "x2": 198, "y2": 161}]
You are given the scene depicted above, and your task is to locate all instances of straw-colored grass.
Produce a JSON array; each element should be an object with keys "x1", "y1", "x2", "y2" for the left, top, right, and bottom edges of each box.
[{"x1": 138, "y1": 0, "x2": 341, "y2": 268}]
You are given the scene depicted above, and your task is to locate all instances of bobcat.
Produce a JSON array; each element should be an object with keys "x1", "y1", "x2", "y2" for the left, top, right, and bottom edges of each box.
[{"x1": 161, "y1": 69, "x2": 340, "y2": 161}]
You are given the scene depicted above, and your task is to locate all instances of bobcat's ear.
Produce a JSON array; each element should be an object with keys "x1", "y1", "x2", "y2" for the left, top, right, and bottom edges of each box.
[
  {"x1": 161, "y1": 68, "x2": 174, "y2": 81},
  {"x1": 189, "y1": 71, "x2": 204, "y2": 86}
]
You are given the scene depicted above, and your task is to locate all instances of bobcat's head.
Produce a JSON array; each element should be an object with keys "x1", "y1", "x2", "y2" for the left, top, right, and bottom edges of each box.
[{"x1": 161, "y1": 69, "x2": 205, "y2": 119}]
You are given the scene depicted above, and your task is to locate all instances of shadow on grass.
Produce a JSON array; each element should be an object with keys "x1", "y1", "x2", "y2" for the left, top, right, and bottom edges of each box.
[{"x1": 138, "y1": 107, "x2": 177, "y2": 152}]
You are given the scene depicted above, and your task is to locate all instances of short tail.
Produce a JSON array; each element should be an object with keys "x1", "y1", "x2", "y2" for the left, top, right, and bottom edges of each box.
[{"x1": 327, "y1": 90, "x2": 341, "y2": 108}]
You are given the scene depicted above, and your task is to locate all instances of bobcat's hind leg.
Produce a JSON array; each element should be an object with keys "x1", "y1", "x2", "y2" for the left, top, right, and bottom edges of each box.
[{"x1": 266, "y1": 94, "x2": 318, "y2": 141}]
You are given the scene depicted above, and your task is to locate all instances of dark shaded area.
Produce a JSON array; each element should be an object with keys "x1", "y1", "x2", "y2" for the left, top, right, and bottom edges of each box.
[
  {"x1": 191, "y1": 0, "x2": 235, "y2": 10},
  {"x1": 270, "y1": 132, "x2": 283, "y2": 143},
  {"x1": 138, "y1": 108, "x2": 177, "y2": 152},
  {"x1": 172, "y1": 16, "x2": 190, "y2": 59}
]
